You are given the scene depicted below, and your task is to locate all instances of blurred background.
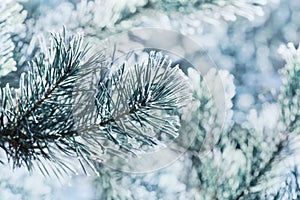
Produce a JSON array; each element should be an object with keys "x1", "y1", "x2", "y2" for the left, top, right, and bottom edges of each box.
[{"x1": 1, "y1": 0, "x2": 300, "y2": 199}]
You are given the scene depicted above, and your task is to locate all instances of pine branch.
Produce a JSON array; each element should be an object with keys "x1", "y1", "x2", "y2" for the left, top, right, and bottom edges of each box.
[
  {"x1": 116, "y1": 0, "x2": 266, "y2": 25},
  {"x1": 233, "y1": 138, "x2": 286, "y2": 200},
  {"x1": 0, "y1": 32, "x2": 98, "y2": 175},
  {"x1": 260, "y1": 166, "x2": 300, "y2": 200},
  {"x1": 233, "y1": 43, "x2": 300, "y2": 199},
  {"x1": 91, "y1": 0, "x2": 265, "y2": 39},
  {"x1": 29, "y1": 0, "x2": 266, "y2": 45},
  {"x1": 0, "y1": 31, "x2": 192, "y2": 176},
  {"x1": 93, "y1": 51, "x2": 192, "y2": 153},
  {"x1": 278, "y1": 43, "x2": 300, "y2": 134}
]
